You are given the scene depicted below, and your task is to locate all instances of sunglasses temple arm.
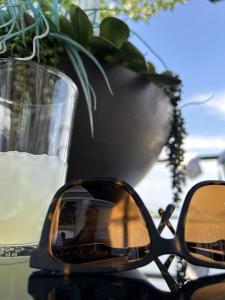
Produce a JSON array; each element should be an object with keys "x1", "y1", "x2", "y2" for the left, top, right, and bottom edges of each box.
[
  {"x1": 157, "y1": 204, "x2": 176, "y2": 235},
  {"x1": 155, "y1": 258, "x2": 180, "y2": 293},
  {"x1": 164, "y1": 255, "x2": 175, "y2": 270},
  {"x1": 157, "y1": 205, "x2": 176, "y2": 270}
]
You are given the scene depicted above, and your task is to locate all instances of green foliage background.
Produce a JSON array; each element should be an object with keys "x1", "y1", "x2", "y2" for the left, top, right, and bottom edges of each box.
[
  {"x1": 41, "y1": 0, "x2": 188, "y2": 20},
  {"x1": 101, "y1": 0, "x2": 188, "y2": 20}
]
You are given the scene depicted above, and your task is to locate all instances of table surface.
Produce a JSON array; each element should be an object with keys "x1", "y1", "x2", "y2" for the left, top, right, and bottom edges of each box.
[
  {"x1": 0, "y1": 259, "x2": 161, "y2": 300},
  {"x1": 1, "y1": 257, "x2": 225, "y2": 300}
]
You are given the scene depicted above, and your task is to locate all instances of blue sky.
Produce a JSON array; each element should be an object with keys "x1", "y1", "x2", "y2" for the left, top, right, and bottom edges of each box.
[
  {"x1": 124, "y1": 0, "x2": 225, "y2": 206},
  {"x1": 129, "y1": 0, "x2": 225, "y2": 156}
]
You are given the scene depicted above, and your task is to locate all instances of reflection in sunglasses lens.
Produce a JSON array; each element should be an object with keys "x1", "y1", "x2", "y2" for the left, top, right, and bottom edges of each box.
[
  {"x1": 192, "y1": 282, "x2": 225, "y2": 300},
  {"x1": 49, "y1": 181, "x2": 151, "y2": 268},
  {"x1": 185, "y1": 185, "x2": 225, "y2": 265}
]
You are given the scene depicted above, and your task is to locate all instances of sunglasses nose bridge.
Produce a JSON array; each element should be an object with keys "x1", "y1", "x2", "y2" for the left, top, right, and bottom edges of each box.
[{"x1": 155, "y1": 236, "x2": 181, "y2": 257}]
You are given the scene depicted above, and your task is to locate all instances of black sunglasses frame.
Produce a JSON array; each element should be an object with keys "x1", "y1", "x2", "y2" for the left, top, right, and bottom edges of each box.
[{"x1": 30, "y1": 178, "x2": 225, "y2": 274}]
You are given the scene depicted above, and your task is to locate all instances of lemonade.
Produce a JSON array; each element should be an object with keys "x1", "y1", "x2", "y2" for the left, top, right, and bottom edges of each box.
[{"x1": 0, "y1": 151, "x2": 67, "y2": 246}]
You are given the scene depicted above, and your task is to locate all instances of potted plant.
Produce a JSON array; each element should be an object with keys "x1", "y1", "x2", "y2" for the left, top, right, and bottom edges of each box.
[{"x1": 0, "y1": 1, "x2": 186, "y2": 202}]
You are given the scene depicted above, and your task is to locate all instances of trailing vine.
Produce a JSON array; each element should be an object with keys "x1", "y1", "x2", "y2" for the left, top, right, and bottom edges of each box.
[
  {"x1": 176, "y1": 257, "x2": 188, "y2": 285},
  {"x1": 156, "y1": 72, "x2": 186, "y2": 203},
  {"x1": 165, "y1": 81, "x2": 186, "y2": 203},
  {"x1": 167, "y1": 110, "x2": 186, "y2": 203}
]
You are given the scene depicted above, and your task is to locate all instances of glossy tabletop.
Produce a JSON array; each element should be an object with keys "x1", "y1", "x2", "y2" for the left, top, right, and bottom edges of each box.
[{"x1": 1, "y1": 257, "x2": 225, "y2": 300}]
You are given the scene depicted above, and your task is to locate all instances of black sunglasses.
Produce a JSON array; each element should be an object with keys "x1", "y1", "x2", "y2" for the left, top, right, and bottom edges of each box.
[{"x1": 30, "y1": 178, "x2": 225, "y2": 291}]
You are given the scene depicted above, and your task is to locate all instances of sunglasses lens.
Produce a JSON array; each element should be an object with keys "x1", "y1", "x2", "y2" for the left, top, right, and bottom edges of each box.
[
  {"x1": 184, "y1": 184, "x2": 225, "y2": 265},
  {"x1": 50, "y1": 180, "x2": 151, "y2": 268},
  {"x1": 192, "y1": 282, "x2": 225, "y2": 300}
]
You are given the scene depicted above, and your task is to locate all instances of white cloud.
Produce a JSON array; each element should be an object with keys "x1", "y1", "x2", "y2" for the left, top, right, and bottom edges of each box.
[{"x1": 184, "y1": 136, "x2": 225, "y2": 152}]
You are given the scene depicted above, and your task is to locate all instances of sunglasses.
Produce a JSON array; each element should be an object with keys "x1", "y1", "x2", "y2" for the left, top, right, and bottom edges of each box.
[{"x1": 30, "y1": 178, "x2": 225, "y2": 291}]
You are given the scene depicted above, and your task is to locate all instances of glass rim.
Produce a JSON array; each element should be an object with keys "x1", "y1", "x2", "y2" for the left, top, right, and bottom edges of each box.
[{"x1": 0, "y1": 58, "x2": 78, "y2": 103}]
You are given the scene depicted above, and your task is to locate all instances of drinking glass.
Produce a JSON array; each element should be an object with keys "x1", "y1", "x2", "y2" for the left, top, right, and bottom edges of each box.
[{"x1": 0, "y1": 59, "x2": 78, "y2": 259}]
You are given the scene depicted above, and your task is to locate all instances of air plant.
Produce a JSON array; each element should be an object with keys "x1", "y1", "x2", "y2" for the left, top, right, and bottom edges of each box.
[{"x1": 0, "y1": 0, "x2": 112, "y2": 134}]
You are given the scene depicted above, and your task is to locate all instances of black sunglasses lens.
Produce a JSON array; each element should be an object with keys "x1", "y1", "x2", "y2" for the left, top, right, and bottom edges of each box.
[
  {"x1": 184, "y1": 184, "x2": 225, "y2": 265},
  {"x1": 49, "y1": 180, "x2": 151, "y2": 268}
]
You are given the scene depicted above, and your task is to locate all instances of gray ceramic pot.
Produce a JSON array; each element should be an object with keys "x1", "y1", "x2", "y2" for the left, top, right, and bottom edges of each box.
[{"x1": 62, "y1": 58, "x2": 173, "y2": 186}]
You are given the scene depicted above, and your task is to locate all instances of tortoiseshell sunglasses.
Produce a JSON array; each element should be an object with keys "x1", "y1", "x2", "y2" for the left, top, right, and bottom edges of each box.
[{"x1": 30, "y1": 178, "x2": 225, "y2": 291}]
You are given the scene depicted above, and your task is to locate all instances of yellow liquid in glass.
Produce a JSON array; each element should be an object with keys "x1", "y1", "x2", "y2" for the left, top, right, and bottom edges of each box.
[{"x1": 0, "y1": 151, "x2": 66, "y2": 246}]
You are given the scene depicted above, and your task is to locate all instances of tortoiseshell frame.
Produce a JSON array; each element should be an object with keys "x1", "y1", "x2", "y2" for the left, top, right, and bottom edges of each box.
[{"x1": 30, "y1": 178, "x2": 225, "y2": 274}]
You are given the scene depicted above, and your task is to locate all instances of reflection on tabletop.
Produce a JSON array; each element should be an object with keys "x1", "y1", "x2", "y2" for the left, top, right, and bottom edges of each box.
[
  {"x1": 1, "y1": 261, "x2": 225, "y2": 299},
  {"x1": 28, "y1": 268, "x2": 225, "y2": 300}
]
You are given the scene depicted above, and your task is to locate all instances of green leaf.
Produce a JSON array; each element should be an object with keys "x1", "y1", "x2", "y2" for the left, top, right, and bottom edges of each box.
[
  {"x1": 89, "y1": 84, "x2": 97, "y2": 111},
  {"x1": 88, "y1": 36, "x2": 122, "y2": 63},
  {"x1": 121, "y1": 41, "x2": 145, "y2": 61},
  {"x1": 142, "y1": 72, "x2": 182, "y2": 86},
  {"x1": 121, "y1": 59, "x2": 148, "y2": 73},
  {"x1": 120, "y1": 41, "x2": 147, "y2": 71},
  {"x1": 162, "y1": 70, "x2": 174, "y2": 77},
  {"x1": 59, "y1": 16, "x2": 74, "y2": 38},
  {"x1": 147, "y1": 62, "x2": 155, "y2": 73},
  {"x1": 46, "y1": 15, "x2": 59, "y2": 32},
  {"x1": 69, "y1": 4, "x2": 93, "y2": 46},
  {"x1": 50, "y1": 32, "x2": 113, "y2": 95},
  {"x1": 100, "y1": 17, "x2": 130, "y2": 48},
  {"x1": 39, "y1": 0, "x2": 54, "y2": 13},
  {"x1": 66, "y1": 46, "x2": 94, "y2": 136}
]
